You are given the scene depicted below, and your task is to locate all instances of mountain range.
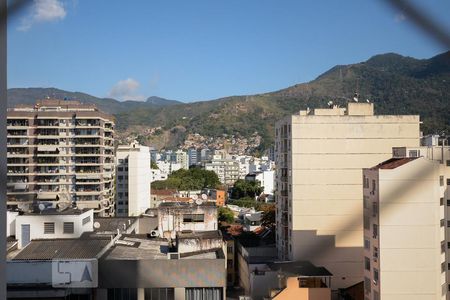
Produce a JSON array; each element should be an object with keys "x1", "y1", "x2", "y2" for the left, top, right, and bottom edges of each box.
[{"x1": 8, "y1": 50, "x2": 450, "y2": 152}]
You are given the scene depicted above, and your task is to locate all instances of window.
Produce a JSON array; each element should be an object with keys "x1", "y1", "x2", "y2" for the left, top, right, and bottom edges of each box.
[
  {"x1": 363, "y1": 175, "x2": 369, "y2": 188},
  {"x1": 364, "y1": 215, "x2": 370, "y2": 230},
  {"x1": 441, "y1": 198, "x2": 444, "y2": 206},
  {"x1": 364, "y1": 239, "x2": 370, "y2": 249},
  {"x1": 448, "y1": 178, "x2": 450, "y2": 186},
  {"x1": 371, "y1": 180, "x2": 376, "y2": 194},
  {"x1": 118, "y1": 167, "x2": 123, "y2": 172},
  {"x1": 44, "y1": 222, "x2": 55, "y2": 234},
  {"x1": 443, "y1": 262, "x2": 447, "y2": 273},
  {"x1": 373, "y1": 269, "x2": 379, "y2": 284},
  {"x1": 82, "y1": 216, "x2": 91, "y2": 225},
  {"x1": 183, "y1": 214, "x2": 204, "y2": 223},
  {"x1": 446, "y1": 160, "x2": 450, "y2": 167},
  {"x1": 440, "y1": 176, "x2": 444, "y2": 186},
  {"x1": 118, "y1": 159, "x2": 123, "y2": 163},
  {"x1": 365, "y1": 257, "x2": 371, "y2": 271},
  {"x1": 372, "y1": 202, "x2": 378, "y2": 217},
  {"x1": 63, "y1": 222, "x2": 74, "y2": 234},
  {"x1": 442, "y1": 241, "x2": 446, "y2": 253},
  {"x1": 441, "y1": 219, "x2": 445, "y2": 227},
  {"x1": 409, "y1": 150, "x2": 419, "y2": 157}
]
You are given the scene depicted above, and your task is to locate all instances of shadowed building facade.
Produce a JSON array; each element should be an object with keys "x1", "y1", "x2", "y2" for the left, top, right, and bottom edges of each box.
[{"x1": 274, "y1": 102, "x2": 420, "y2": 290}]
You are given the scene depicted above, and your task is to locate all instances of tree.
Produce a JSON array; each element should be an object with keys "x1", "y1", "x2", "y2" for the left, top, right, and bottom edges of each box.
[
  {"x1": 151, "y1": 168, "x2": 221, "y2": 190},
  {"x1": 259, "y1": 203, "x2": 275, "y2": 227},
  {"x1": 229, "y1": 196, "x2": 258, "y2": 208},
  {"x1": 218, "y1": 206, "x2": 234, "y2": 224},
  {"x1": 231, "y1": 179, "x2": 263, "y2": 199},
  {"x1": 150, "y1": 161, "x2": 158, "y2": 169}
]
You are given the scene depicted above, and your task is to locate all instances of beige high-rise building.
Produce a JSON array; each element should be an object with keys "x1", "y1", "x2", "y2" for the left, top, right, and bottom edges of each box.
[
  {"x1": 7, "y1": 99, "x2": 115, "y2": 216},
  {"x1": 274, "y1": 102, "x2": 420, "y2": 289},
  {"x1": 116, "y1": 141, "x2": 152, "y2": 216},
  {"x1": 363, "y1": 156, "x2": 446, "y2": 300}
]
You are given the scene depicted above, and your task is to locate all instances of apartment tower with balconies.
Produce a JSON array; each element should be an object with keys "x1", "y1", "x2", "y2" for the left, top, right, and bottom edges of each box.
[{"x1": 7, "y1": 99, "x2": 115, "y2": 216}]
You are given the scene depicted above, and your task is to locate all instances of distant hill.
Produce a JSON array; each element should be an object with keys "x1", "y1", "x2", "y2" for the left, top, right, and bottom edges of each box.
[
  {"x1": 114, "y1": 51, "x2": 450, "y2": 150},
  {"x1": 7, "y1": 88, "x2": 181, "y2": 114},
  {"x1": 8, "y1": 51, "x2": 450, "y2": 152}
]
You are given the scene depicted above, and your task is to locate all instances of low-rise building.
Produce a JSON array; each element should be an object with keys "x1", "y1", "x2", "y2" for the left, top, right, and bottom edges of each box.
[
  {"x1": 14, "y1": 208, "x2": 94, "y2": 249},
  {"x1": 157, "y1": 202, "x2": 218, "y2": 240}
]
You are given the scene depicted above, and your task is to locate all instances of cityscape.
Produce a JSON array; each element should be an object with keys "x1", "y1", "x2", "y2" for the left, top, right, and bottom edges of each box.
[{"x1": 2, "y1": 1, "x2": 450, "y2": 300}]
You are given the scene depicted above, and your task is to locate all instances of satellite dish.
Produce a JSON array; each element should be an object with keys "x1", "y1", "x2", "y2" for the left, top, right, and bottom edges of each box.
[
  {"x1": 366, "y1": 99, "x2": 370, "y2": 103},
  {"x1": 327, "y1": 101, "x2": 333, "y2": 107},
  {"x1": 38, "y1": 203, "x2": 46, "y2": 211},
  {"x1": 93, "y1": 222, "x2": 101, "y2": 229},
  {"x1": 195, "y1": 199, "x2": 203, "y2": 205},
  {"x1": 201, "y1": 194, "x2": 207, "y2": 200},
  {"x1": 192, "y1": 194, "x2": 198, "y2": 201}
]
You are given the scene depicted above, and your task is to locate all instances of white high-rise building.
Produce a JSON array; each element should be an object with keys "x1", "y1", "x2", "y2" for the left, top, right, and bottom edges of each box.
[
  {"x1": 116, "y1": 142, "x2": 151, "y2": 216},
  {"x1": 274, "y1": 102, "x2": 420, "y2": 290}
]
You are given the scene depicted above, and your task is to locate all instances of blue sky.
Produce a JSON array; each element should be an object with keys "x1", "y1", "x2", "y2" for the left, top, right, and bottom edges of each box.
[{"x1": 7, "y1": 0, "x2": 450, "y2": 102}]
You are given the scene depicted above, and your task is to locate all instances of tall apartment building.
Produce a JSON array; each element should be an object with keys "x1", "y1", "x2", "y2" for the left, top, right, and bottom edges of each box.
[
  {"x1": 204, "y1": 158, "x2": 240, "y2": 185},
  {"x1": 116, "y1": 141, "x2": 152, "y2": 216},
  {"x1": 363, "y1": 156, "x2": 446, "y2": 300},
  {"x1": 274, "y1": 102, "x2": 420, "y2": 289},
  {"x1": 7, "y1": 99, "x2": 115, "y2": 216}
]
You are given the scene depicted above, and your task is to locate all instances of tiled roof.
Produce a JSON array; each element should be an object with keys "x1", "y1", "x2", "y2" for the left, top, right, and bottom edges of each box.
[{"x1": 371, "y1": 157, "x2": 418, "y2": 170}]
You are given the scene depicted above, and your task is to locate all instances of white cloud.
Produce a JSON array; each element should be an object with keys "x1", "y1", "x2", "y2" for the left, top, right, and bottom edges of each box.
[
  {"x1": 18, "y1": 0, "x2": 66, "y2": 31},
  {"x1": 394, "y1": 12, "x2": 406, "y2": 23},
  {"x1": 108, "y1": 78, "x2": 147, "y2": 101}
]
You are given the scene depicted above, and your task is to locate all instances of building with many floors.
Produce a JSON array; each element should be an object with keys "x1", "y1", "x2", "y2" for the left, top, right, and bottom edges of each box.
[
  {"x1": 363, "y1": 156, "x2": 447, "y2": 300},
  {"x1": 116, "y1": 142, "x2": 152, "y2": 216},
  {"x1": 7, "y1": 100, "x2": 115, "y2": 216},
  {"x1": 274, "y1": 102, "x2": 420, "y2": 290},
  {"x1": 204, "y1": 158, "x2": 240, "y2": 185}
]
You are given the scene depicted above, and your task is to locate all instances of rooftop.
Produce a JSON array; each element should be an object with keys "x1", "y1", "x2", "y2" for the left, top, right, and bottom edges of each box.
[
  {"x1": 12, "y1": 237, "x2": 111, "y2": 261},
  {"x1": 93, "y1": 217, "x2": 138, "y2": 233},
  {"x1": 152, "y1": 189, "x2": 177, "y2": 196},
  {"x1": 267, "y1": 261, "x2": 332, "y2": 277},
  {"x1": 101, "y1": 234, "x2": 223, "y2": 260},
  {"x1": 22, "y1": 207, "x2": 91, "y2": 216},
  {"x1": 371, "y1": 157, "x2": 418, "y2": 170},
  {"x1": 176, "y1": 230, "x2": 222, "y2": 240}
]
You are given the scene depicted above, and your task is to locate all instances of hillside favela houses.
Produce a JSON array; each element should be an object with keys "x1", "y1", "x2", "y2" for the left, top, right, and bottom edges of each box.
[{"x1": 5, "y1": 98, "x2": 450, "y2": 300}]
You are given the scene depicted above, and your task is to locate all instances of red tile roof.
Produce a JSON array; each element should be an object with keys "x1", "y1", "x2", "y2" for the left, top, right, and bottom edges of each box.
[{"x1": 371, "y1": 157, "x2": 418, "y2": 170}]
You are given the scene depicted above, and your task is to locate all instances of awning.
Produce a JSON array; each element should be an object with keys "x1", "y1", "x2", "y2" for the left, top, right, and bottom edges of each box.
[
  {"x1": 38, "y1": 145, "x2": 58, "y2": 152},
  {"x1": 37, "y1": 192, "x2": 58, "y2": 200}
]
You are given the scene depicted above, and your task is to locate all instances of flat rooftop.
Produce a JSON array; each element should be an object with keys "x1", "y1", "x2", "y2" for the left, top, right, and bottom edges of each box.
[
  {"x1": 176, "y1": 230, "x2": 222, "y2": 240},
  {"x1": 267, "y1": 261, "x2": 332, "y2": 277},
  {"x1": 102, "y1": 234, "x2": 223, "y2": 261},
  {"x1": 93, "y1": 217, "x2": 138, "y2": 233},
  {"x1": 21, "y1": 208, "x2": 91, "y2": 216},
  {"x1": 11, "y1": 237, "x2": 111, "y2": 261}
]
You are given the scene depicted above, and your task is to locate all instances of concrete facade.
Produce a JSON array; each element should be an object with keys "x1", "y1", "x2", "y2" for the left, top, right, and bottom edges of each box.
[
  {"x1": 363, "y1": 157, "x2": 446, "y2": 300},
  {"x1": 116, "y1": 142, "x2": 151, "y2": 216},
  {"x1": 14, "y1": 208, "x2": 94, "y2": 248},
  {"x1": 7, "y1": 100, "x2": 116, "y2": 216},
  {"x1": 274, "y1": 102, "x2": 420, "y2": 290}
]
